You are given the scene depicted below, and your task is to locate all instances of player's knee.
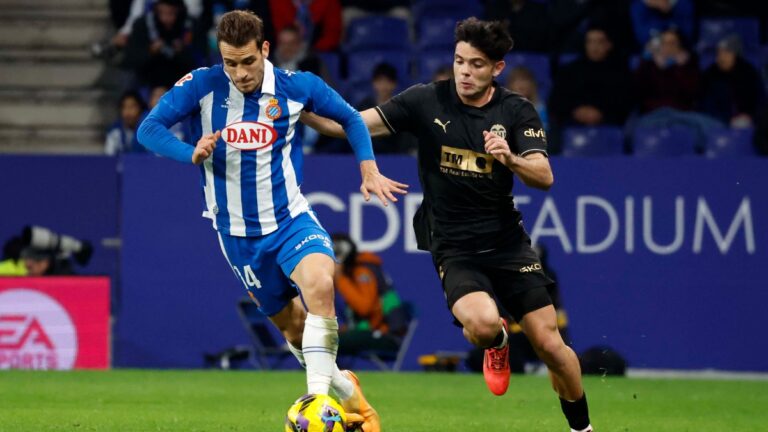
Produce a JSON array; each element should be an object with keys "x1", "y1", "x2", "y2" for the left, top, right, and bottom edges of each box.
[
  {"x1": 464, "y1": 313, "x2": 501, "y2": 345},
  {"x1": 301, "y1": 271, "x2": 334, "y2": 298},
  {"x1": 532, "y1": 333, "x2": 564, "y2": 359},
  {"x1": 297, "y1": 271, "x2": 335, "y2": 314}
]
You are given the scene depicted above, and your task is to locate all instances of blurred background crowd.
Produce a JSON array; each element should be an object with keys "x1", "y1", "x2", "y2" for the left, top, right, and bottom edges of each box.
[{"x1": 3, "y1": 0, "x2": 768, "y2": 157}]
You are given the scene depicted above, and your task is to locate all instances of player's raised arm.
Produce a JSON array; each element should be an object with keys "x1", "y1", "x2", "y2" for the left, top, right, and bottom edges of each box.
[
  {"x1": 305, "y1": 75, "x2": 407, "y2": 206},
  {"x1": 299, "y1": 108, "x2": 391, "y2": 139},
  {"x1": 137, "y1": 70, "x2": 209, "y2": 164}
]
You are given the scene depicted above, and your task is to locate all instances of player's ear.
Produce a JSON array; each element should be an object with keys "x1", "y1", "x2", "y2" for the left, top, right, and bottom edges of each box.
[
  {"x1": 260, "y1": 40, "x2": 270, "y2": 58},
  {"x1": 493, "y1": 60, "x2": 505, "y2": 78}
]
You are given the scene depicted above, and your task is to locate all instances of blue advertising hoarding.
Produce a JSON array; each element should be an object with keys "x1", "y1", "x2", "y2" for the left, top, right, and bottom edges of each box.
[{"x1": 116, "y1": 154, "x2": 766, "y2": 371}]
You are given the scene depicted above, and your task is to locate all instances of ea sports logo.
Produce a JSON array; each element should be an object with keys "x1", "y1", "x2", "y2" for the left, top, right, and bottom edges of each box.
[
  {"x1": 223, "y1": 121, "x2": 278, "y2": 151},
  {"x1": 0, "y1": 289, "x2": 77, "y2": 370}
]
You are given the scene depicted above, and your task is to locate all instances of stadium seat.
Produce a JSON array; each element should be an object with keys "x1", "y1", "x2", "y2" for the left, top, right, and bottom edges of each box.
[
  {"x1": 346, "y1": 50, "x2": 411, "y2": 84},
  {"x1": 557, "y1": 52, "x2": 579, "y2": 67},
  {"x1": 632, "y1": 125, "x2": 698, "y2": 157},
  {"x1": 500, "y1": 52, "x2": 551, "y2": 99},
  {"x1": 562, "y1": 127, "x2": 625, "y2": 157},
  {"x1": 236, "y1": 298, "x2": 292, "y2": 369},
  {"x1": 417, "y1": 49, "x2": 454, "y2": 82},
  {"x1": 418, "y1": 17, "x2": 457, "y2": 50},
  {"x1": 705, "y1": 128, "x2": 756, "y2": 158},
  {"x1": 344, "y1": 16, "x2": 410, "y2": 52}
]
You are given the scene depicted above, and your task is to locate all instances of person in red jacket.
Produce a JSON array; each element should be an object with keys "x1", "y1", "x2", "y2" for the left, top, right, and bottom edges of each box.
[{"x1": 269, "y1": 0, "x2": 341, "y2": 52}]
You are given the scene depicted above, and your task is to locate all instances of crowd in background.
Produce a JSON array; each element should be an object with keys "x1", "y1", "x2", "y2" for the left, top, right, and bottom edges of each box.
[{"x1": 100, "y1": 0, "x2": 768, "y2": 156}]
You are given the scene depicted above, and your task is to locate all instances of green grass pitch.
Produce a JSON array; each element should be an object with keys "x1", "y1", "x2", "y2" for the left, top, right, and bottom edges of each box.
[{"x1": 1, "y1": 370, "x2": 767, "y2": 431}]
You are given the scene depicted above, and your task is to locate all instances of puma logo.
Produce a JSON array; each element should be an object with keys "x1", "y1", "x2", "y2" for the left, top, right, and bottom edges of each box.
[{"x1": 434, "y1": 118, "x2": 450, "y2": 133}]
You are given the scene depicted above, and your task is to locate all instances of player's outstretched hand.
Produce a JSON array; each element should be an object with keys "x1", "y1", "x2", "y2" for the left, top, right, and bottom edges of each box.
[
  {"x1": 360, "y1": 160, "x2": 408, "y2": 207},
  {"x1": 192, "y1": 130, "x2": 221, "y2": 165},
  {"x1": 483, "y1": 130, "x2": 517, "y2": 168}
]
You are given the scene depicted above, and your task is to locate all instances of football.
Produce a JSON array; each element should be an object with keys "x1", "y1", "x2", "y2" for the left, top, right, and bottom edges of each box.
[{"x1": 285, "y1": 394, "x2": 347, "y2": 432}]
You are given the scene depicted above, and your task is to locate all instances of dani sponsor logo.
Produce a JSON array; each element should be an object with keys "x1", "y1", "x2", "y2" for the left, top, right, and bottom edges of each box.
[{"x1": 223, "y1": 121, "x2": 278, "y2": 151}]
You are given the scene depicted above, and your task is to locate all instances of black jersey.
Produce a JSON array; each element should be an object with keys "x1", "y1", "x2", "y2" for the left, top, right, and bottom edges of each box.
[{"x1": 376, "y1": 79, "x2": 548, "y2": 257}]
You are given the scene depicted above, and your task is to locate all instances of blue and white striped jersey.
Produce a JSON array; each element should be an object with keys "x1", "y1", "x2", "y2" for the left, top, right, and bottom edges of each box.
[{"x1": 138, "y1": 59, "x2": 373, "y2": 237}]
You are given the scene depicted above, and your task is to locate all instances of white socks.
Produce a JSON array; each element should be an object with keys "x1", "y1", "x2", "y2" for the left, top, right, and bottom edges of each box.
[
  {"x1": 294, "y1": 313, "x2": 354, "y2": 400},
  {"x1": 495, "y1": 323, "x2": 509, "y2": 349}
]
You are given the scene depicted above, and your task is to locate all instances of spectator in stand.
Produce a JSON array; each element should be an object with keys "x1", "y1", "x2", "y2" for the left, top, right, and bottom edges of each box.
[
  {"x1": 123, "y1": 0, "x2": 206, "y2": 88},
  {"x1": 269, "y1": 0, "x2": 342, "y2": 52},
  {"x1": 340, "y1": 0, "x2": 411, "y2": 28},
  {"x1": 506, "y1": 66, "x2": 548, "y2": 131},
  {"x1": 700, "y1": 36, "x2": 766, "y2": 128},
  {"x1": 549, "y1": 26, "x2": 631, "y2": 128},
  {"x1": 634, "y1": 28, "x2": 699, "y2": 114},
  {"x1": 549, "y1": 0, "x2": 635, "y2": 58},
  {"x1": 111, "y1": 0, "x2": 203, "y2": 49},
  {"x1": 273, "y1": 24, "x2": 324, "y2": 77},
  {"x1": 357, "y1": 63, "x2": 417, "y2": 155},
  {"x1": 632, "y1": 29, "x2": 724, "y2": 152},
  {"x1": 485, "y1": 0, "x2": 550, "y2": 52},
  {"x1": 105, "y1": 90, "x2": 148, "y2": 155},
  {"x1": 630, "y1": 0, "x2": 694, "y2": 48}
]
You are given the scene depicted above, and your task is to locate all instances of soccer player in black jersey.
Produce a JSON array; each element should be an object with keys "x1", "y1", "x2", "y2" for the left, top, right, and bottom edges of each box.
[{"x1": 302, "y1": 18, "x2": 593, "y2": 432}]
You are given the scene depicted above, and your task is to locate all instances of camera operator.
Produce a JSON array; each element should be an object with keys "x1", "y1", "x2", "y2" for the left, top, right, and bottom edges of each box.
[
  {"x1": 0, "y1": 226, "x2": 93, "y2": 277},
  {"x1": 19, "y1": 246, "x2": 75, "y2": 276}
]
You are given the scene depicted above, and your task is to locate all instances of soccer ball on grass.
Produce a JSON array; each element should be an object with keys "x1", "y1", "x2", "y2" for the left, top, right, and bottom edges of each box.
[{"x1": 285, "y1": 393, "x2": 346, "y2": 432}]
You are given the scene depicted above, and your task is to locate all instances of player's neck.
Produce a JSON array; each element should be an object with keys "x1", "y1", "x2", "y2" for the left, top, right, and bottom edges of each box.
[{"x1": 459, "y1": 84, "x2": 495, "y2": 108}]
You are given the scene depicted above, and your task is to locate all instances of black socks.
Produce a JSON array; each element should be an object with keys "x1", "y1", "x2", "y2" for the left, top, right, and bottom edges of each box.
[{"x1": 560, "y1": 392, "x2": 590, "y2": 431}]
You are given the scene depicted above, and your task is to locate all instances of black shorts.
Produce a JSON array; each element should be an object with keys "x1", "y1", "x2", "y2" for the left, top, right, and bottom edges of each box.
[{"x1": 433, "y1": 238, "x2": 554, "y2": 324}]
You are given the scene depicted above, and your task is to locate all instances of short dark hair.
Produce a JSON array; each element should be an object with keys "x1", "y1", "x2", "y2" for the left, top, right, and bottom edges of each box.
[
  {"x1": 372, "y1": 62, "x2": 398, "y2": 82},
  {"x1": 455, "y1": 17, "x2": 513, "y2": 62},
  {"x1": 217, "y1": 10, "x2": 265, "y2": 48}
]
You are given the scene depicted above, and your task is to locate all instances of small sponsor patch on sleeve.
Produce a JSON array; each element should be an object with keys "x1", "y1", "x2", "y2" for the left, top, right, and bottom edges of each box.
[{"x1": 174, "y1": 73, "x2": 193, "y2": 87}]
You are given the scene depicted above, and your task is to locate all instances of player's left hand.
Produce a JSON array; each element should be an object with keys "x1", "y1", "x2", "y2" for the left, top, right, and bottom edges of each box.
[
  {"x1": 360, "y1": 160, "x2": 408, "y2": 207},
  {"x1": 484, "y1": 130, "x2": 518, "y2": 168}
]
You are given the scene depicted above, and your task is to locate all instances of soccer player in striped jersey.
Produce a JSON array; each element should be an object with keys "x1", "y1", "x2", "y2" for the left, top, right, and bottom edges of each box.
[{"x1": 137, "y1": 10, "x2": 405, "y2": 432}]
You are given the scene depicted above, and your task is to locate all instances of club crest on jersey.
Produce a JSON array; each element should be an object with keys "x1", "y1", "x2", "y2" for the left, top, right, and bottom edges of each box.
[
  {"x1": 490, "y1": 124, "x2": 507, "y2": 139},
  {"x1": 265, "y1": 98, "x2": 282, "y2": 120},
  {"x1": 223, "y1": 121, "x2": 278, "y2": 151}
]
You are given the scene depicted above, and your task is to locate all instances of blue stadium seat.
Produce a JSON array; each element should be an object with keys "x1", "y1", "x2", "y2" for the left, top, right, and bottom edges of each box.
[
  {"x1": 346, "y1": 50, "x2": 411, "y2": 84},
  {"x1": 500, "y1": 52, "x2": 551, "y2": 99},
  {"x1": 562, "y1": 127, "x2": 625, "y2": 157},
  {"x1": 697, "y1": 18, "x2": 760, "y2": 68},
  {"x1": 557, "y1": 52, "x2": 579, "y2": 67},
  {"x1": 345, "y1": 16, "x2": 410, "y2": 51},
  {"x1": 412, "y1": 0, "x2": 483, "y2": 23},
  {"x1": 418, "y1": 17, "x2": 457, "y2": 50},
  {"x1": 632, "y1": 126, "x2": 698, "y2": 157},
  {"x1": 417, "y1": 49, "x2": 454, "y2": 82},
  {"x1": 705, "y1": 128, "x2": 755, "y2": 158}
]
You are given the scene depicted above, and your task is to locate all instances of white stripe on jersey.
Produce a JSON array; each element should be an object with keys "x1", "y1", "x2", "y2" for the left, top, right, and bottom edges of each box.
[
  {"x1": 255, "y1": 93, "x2": 277, "y2": 234},
  {"x1": 224, "y1": 83, "x2": 246, "y2": 236},
  {"x1": 284, "y1": 99, "x2": 309, "y2": 218},
  {"x1": 200, "y1": 91, "x2": 217, "y2": 230}
]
